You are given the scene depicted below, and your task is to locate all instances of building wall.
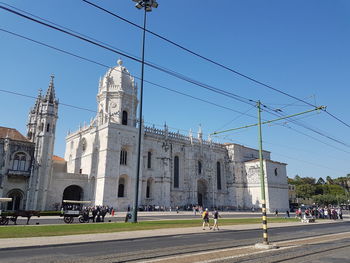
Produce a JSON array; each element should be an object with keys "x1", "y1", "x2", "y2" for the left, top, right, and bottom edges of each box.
[
  {"x1": 1, "y1": 63, "x2": 289, "y2": 212},
  {"x1": 0, "y1": 137, "x2": 34, "y2": 211},
  {"x1": 265, "y1": 160, "x2": 289, "y2": 212}
]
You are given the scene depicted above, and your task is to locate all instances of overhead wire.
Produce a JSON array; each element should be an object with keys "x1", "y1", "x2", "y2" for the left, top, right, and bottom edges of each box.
[
  {"x1": 1, "y1": 4, "x2": 349, "y2": 153},
  {"x1": 81, "y1": 0, "x2": 350, "y2": 130},
  {"x1": 0, "y1": 88, "x2": 97, "y2": 113},
  {"x1": 2, "y1": 25, "x2": 348, "y2": 153},
  {"x1": 214, "y1": 106, "x2": 256, "y2": 132},
  {"x1": 261, "y1": 106, "x2": 350, "y2": 149},
  {"x1": 210, "y1": 134, "x2": 349, "y2": 173},
  {"x1": 0, "y1": 27, "x2": 258, "y2": 119},
  {"x1": 0, "y1": 3, "x2": 257, "y2": 109}
]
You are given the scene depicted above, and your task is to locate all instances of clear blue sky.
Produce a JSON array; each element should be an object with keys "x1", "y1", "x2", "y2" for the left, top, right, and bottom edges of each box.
[{"x1": 1, "y1": 0, "x2": 349, "y2": 180}]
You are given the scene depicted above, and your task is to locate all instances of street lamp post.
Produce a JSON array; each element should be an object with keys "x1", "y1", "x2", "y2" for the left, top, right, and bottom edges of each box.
[{"x1": 131, "y1": 0, "x2": 158, "y2": 223}]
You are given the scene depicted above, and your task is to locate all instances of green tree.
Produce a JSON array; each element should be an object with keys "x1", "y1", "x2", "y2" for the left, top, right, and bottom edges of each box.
[
  {"x1": 333, "y1": 177, "x2": 350, "y2": 192},
  {"x1": 313, "y1": 194, "x2": 348, "y2": 206},
  {"x1": 288, "y1": 178, "x2": 295, "y2": 185},
  {"x1": 295, "y1": 184, "x2": 316, "y2": 199},
  {"x1": 316, "y1": 177, "x2": 325, "y2": 185},
  {"x1": 322, "y1": 184, "x2": 346, "y2": 195},
  {"x1": 315, "y1": 184, "x2": 324, "y2": 195},
  {"x1": 326, "y1": 176, "x2": 334, "y2": 185}
]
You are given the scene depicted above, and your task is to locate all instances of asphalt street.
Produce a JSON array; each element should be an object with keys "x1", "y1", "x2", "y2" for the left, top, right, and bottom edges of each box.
[
  {"x1": 217, "y1": 237, "x2": 350, "y2": 263},
  {"x1": 0, "y1": 220, "x2": 348, "y2": 263}
]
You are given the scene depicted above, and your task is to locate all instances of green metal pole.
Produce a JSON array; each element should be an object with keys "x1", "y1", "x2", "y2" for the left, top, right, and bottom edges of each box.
[{"x1": 257, "y1": 101, "x2": 268, "y2": 245}]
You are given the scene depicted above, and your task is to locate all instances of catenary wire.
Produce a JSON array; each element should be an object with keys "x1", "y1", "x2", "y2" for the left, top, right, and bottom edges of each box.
[
  {"x1": 221, "y1": 136, "x2": 348, "y2": 173},
  {"x1": 0, "y1": 4, "x2": 257, "y2": 109},
  {"x1": 81, "y1": 0, "x2": 350, "y2": 130},
  {"x1": 0, "y1": 27, "x2": 258, "y2": 119},
  {"x1": 1, "y1": 5, "x2": 348, "y2": 152},
  {"x1": 262, "y1": 107, "x2": 350, "y2": 149},
  {"x1": 6, "y1": 2, "x2": 339, "y2": 131},
  {"x1": 0, "y1": 89, "x2": 97, "y2": 113},
  {"x1": 2, "y1": 26, "x2": 347, "y2": 154}
]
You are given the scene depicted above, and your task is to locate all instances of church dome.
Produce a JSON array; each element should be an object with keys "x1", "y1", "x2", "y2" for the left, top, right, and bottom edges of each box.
[{"x1": 99, "y1": 59, "x2": 136, "y2": 95}]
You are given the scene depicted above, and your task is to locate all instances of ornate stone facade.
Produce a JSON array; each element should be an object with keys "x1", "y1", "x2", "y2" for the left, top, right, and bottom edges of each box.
[{"x1": 0, "y1": 60, "x2": 289, "y2": 212}]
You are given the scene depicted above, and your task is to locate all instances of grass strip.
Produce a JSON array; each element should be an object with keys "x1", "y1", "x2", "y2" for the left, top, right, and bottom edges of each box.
[{"x1": 0, "y1": 218, "x2": 299, "y2": 239}]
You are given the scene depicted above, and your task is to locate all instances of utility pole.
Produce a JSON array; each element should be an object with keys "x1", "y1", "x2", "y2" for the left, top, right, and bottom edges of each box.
[
  {"x1": 257, "y1": 100, "x2": 269, "y2": 244},
  {"x1": 211, "y1": 103, "x2": 325, "y2": 245}
]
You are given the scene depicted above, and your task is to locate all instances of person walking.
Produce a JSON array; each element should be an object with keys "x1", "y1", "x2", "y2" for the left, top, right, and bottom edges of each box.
[
  {"x1": 202, "y1": 208, "x2": 211, "y2": 230},
  {"x1": 212, "y1": 209, "x2": 221, "y2": 230},
  {"x1": 285, "y1": 210, "x2": 290, "y2": 218}
]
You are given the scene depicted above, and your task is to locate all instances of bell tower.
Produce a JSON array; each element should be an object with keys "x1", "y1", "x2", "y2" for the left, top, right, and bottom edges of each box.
[
  {"x1": 96, "y1": 59, "x2": 138, "y2": 127},
  {"x1": 26, "y1": 75, "x2": 58, "y2": 210}
]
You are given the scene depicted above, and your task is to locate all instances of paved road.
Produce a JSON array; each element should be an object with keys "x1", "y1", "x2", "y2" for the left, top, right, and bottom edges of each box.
[
  {"x1": 218, "y1": 237, "x2": 350, "y2": 263},
  {"x1": 0, "y1": 221, "x2": 348, "y2": 262}
]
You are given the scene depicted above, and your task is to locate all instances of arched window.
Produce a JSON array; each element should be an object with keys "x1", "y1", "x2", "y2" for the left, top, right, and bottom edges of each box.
[
  {"x1": 46, "y1": 123, "x2": 50, "y2": 132},
  {"x1": 7, "y1": 189, "x2": 23, "y2": 211},
  {"x1": 274, "y1": 168, "x2": 278, "y2": 176},
  {"x1": 146, "y1": 178, "x2": 152, "y2": 198},
  {"x1": 216, "y1": 161, "x2": 222, "y2": 190},
  {"x1": 122, "y1": 110, "x2": 128, "y2": 125},
  {"x1": 120, "y1": 149, "x2": 127, "y2": 165},
  {"x1": 27, "y1": 132, "x2": 32, "y2": 140},
  {"x1": 81, "y1": 138, "x2": 87, "y2": 152},
  {"x1": 12, "y1": 153, "x2": 27, "y2": 171},
  {"x1": 118, "y1": 178, "x2": 125, "y2": 197},
  {"x1": 40, "y1": 123, "x2": 44, "y2": 132},
  {"x1": 198, "y1": 160, "x2": 202, "y2": 175},
  {"x1": 147, "y1": 151, "x2": 152, "y2": 169},
  {"x1": 174, "y1": 156, "x2": 179, "y2": 188},
  {"x1": 99, "y1": 110, "x2": 104, "y2": 125}
]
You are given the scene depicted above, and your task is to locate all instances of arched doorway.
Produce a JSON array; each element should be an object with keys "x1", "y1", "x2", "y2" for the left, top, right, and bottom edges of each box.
[
  {"x1": 197, "y1": 180, "x2": 207, "y2": 207},
  {"x1": 62, "y1": 185, "x2": 83, "y2": 201},
  {"x1": 7, "y1": 189, "x2": 23, "y2": 211}
]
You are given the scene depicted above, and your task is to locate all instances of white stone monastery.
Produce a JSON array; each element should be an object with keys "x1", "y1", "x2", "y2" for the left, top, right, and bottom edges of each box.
[{"x1": 0, "y1": 60, "x2": 289, "y2": 212}]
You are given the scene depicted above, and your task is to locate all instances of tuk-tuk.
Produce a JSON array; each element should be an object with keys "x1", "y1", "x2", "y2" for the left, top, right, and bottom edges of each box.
[{"x1": 61, "y1": 200, "x2": 91, "y2": 224}]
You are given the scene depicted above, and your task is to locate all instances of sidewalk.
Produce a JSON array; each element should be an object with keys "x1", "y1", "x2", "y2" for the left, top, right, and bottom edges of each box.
[
  {"x1": 0, "y1": 219, "x2": 345, "y2": 250},
  {"x1": 15, "y1": 211, "x2": 289, "y2": 220}
]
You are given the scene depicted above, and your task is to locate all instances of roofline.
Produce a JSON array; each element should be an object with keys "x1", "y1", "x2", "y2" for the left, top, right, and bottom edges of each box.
[
  {"x1": 224, "y1": 142, "x2": 271, "y2": 153},
  {"x1": 244, "y1": 158, "x2": 287, "y2": 166}
]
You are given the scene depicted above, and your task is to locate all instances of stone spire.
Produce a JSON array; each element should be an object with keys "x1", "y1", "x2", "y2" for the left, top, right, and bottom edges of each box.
[
  {"x1": 45, "y1": 74, "x2": 56, "y2": 103},
  {"x1": 197, "y1": 124, "x2": 203, "y2": 141},
  {"x1": 189, "y1": 129, "x2": 193, "y2": 145},
  {"x1": 32, "y1": 89, "x2": 42, "y2": 113}
]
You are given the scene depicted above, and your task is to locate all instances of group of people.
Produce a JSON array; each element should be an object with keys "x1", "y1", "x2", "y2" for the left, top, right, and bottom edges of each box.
[
  {"x1": 295, "y1": 206, "x2": 343, "y2": 220},
  {"x1": 201, "y1": 208, "x2": 221, "y2": 230},
  {"x1": 82, "y1": 206, "x2": 114, "y2": 222}
]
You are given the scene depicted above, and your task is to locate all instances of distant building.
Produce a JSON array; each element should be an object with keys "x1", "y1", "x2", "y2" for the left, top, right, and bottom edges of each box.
[{"x1": 0, "y1": 60, "x2": 289, "y2": 212}]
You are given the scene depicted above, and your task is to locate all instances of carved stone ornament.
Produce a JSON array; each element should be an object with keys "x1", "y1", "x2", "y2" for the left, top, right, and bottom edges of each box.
[{"x1": 120, "y1": 136, "x2": 133, "y2": 146}]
